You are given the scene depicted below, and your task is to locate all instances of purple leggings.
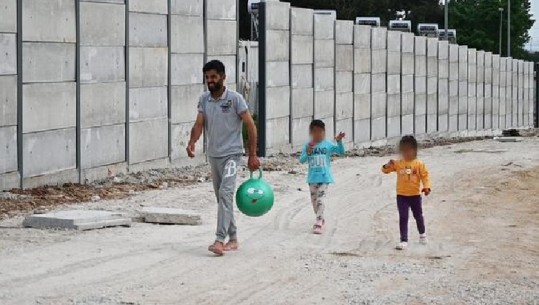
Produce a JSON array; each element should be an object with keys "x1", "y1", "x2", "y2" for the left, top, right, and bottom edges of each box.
[{"x1": 397, "y1": 195, "x2": 425, "y2": 242}]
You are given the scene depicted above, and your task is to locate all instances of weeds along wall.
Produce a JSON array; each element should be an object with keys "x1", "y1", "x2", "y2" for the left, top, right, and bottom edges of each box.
[
  {"x1": 259, "y1": 2, "x2": 535, "y2": 154},
  {"x1": 0, "y1": 0, "x2": 238, "y2": 190}
]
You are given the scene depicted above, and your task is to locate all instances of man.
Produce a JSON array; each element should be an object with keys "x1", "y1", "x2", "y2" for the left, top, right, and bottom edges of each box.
[{"x1": 187, "y1": 60, "x2": 260, "y2": 256}]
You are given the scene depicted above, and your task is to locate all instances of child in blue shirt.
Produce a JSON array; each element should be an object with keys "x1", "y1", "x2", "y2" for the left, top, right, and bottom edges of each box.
[{"x1": 299, "y1": 120, "x2": 345, "y2": 234}]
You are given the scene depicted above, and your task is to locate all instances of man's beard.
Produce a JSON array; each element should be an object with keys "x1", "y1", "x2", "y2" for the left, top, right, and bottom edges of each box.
[{"x1": 207, "y1": 82, "x2": 223, "y2": 93}]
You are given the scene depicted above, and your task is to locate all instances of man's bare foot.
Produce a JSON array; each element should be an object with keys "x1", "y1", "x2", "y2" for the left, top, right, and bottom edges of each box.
[
  {"x1": 208, "y1": 241, "x2": 224, "y2": 256},
  {"x1": 224, "y1": 240, "x2": 239, "y2": 251}
]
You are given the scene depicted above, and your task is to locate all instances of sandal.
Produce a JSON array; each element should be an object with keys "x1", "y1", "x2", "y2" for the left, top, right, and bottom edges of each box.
[{"x1": 208, "y1": 242, "x2": 224, "y2": 256}]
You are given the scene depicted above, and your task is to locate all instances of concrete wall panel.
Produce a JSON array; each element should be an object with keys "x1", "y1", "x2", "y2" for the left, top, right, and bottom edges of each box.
[
  {"x1": 80, "y1": 46, "x2": 125, "y2": 83},
  {"x1": 266, "y1": 30, "x2": 290, "y2": 62},
  {"x1": 80, "y1": 2, "x2": 125, "y2": 46},
  {"x1": 81, "y1": 124, "x2": 125, "y2": 169},
  {"x1": 129, "y1": 13, "x2": 167, "y2": 47},
  {"x1": 129, "y1": 87, "x2": 168, "y2": 121},
  {"x1": 267, "y1": 61, "x2": 290, "y2": 88},
  {"x1": 23, "y1": 128, "x2": 76, "y2": 177},
  {"x1": 336, "y1": 71, "x2": 353, "y2": 93},
  {"x1": 205, "y1": 0, "x2": 236, "y2": 20},
  {"x1": 206, "y1": 20, "x2": 237, "y2": 56},
  {"x1": 0, "y1": 126, "x2": 17, "y2": 174},
  {"x1": 291, "y1": 35, "x2": 314, "y2": 65},
  {"x1": 0, "y1": 76, "x2": 17, "y2": 126},
  {"x1": 22, "y1": 82, "x2": 76, "y2": 133},
  {"x1": 335, "y1": 45, "x2": 353, "y2": 72},
  {"x1": 170, "y1": 17, "x2": 203, "y2": 53},
  {"x1": 23, "y1": 43, "x2": 76, "y2": 83},
  {"x1": 335, "y1": 20, "x2": 353, "y2": 44},
  {"x1": 314, "y1": 90, "x2": 335, "y2": 118},
  {"x1": 171, "y1": 84, "x2": 205, "y2": 124},
  {"x1": 81, "y1": 82, "x2": 126, "y2": 128},
  {"x1": 0, "y1": 34, "x2": 16, "y2": 75},
  {"x1": 23, "y1": 0, "x2": 76, "y2": 43},
  {"x1": 267, "y1": 86, "x2": 290, "y2": 119},
  {"x1": 129, "y1": 0, "x2": 167, "y2": 14},
  {"x1": 292, "y1": 88, "x2": 314, "y2": 119},
  {"x1": 130, "y1": 47, "x2": 168, "y2": 87},
  {"x1": 129, "y1": 118, "x2": 168, "y2": 164},
  {"x1": 335, "y1": 92, "x2": 353, "y2": 120},
  {"x1": 0, "y1": 0, "x2": 17, "y2": 33},
  {"x1": 314, "y1": 14, "x2": 335, "y2": 40},
  {"x1": 291, "y1": 8, "x2": 313, "y2": 35},
  {"x1": 291, "y1": 64, "x2": 313, "y2": 88},
  {"x1": 265, "y1": 2, "x2": 290, "y2": 31},
  {"x1": 170, "y1": 53, "x2": 204, "y2": 86},
  {"x1": 171, "y1": 0, "x2": 203, "y2": 16}
]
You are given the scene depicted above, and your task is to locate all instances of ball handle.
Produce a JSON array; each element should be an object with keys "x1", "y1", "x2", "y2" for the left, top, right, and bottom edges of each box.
[{"x1": 249, "y1": 168, "x2": 263, "y2": 180}]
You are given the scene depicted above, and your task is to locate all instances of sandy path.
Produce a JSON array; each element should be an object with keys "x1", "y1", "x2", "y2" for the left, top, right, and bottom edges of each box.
[{"x1": 0, "y1": 139, "x2": 538, "y2": 305}]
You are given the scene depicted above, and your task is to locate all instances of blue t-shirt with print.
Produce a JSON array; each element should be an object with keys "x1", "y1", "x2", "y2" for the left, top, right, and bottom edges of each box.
[{"x1": 299, "y1": 140, "x2": 345, "y2": 184}]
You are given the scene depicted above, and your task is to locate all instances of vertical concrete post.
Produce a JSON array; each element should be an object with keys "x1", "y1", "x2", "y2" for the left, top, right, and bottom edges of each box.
[
  {"x1": 499, "y1": 57, "x2": 507, "y2": 130},
  {"x1": 476, "y1": 50, "x2": 485, "y2": 132},
  {"x1": 370, "y1": 27, "x2": 387, "y2": 142},
  {"x1": 401, "y1": 33, "x2": 415, "y2": 135},
  {"x1": 334, "y1": 20, "x2": 354, "y2": 144},
  {"x1": 414, "y1": 36, "x2": 427, "y2": 135},
  {"x1": 290, "y1": 7, "x2": 314, "y2": 149},
  {"x1": 458, "y1": 45, "x2": 468, "y2": 131},
  {"x1": 386, "y1": 30, "x2": 401, "y2": 138},
  {"x1": 353, "y1": 25, "x2": 371, "y2": 145},
  {"x1": 0, "y1": 0, "x2": 19, "y2": 190},
  {"x1": 79, "y1": 0, "x2": 127, "y2": 182},
  {"x1": 21, "y1": 0, "x2": 78, "y2": 188},
  {"x1": 313, "y1": 13, "x2": 336, "y2": 138},
  {"x1": 527, "y1": 62, "x2": 535, "y2": 128},
  {"x1": 511, "y1": 58, "x2": 519, "y2": 127},
  {"x1": 467, "y1": 48, "x2": 477, "y2": 133},
  {"x1": 170, "y1": 0, "x2": 205, "y2": 166},
  {"x1": 518, "y1": 60, "x2": 524, "y2": 127},
  {"x1": 127, "y1": 0, "x2": 169, "y2": 172},
  {"x1": 448, "y1": 44, "x2": 459, "y2": 133},
  {"x1": 492, "y1": 54, "x2": 501, "y2": 132},
  {"x1": 426, "y1": 37, "x2": 438, "y2": 134},
  {"x1": 484, "y1": 52, "x2": 493, "y2": 132},
  {"x1": 437, "y1": 41, "x2": 449, "y2": 133},
  {"x1": 523, "y1": 61, "x2": 529, "y2": 127},
  {"x1": 506, "y1": 58, "x2": 513, "y2": 128},
  {"x1": 261, "y1": 1, "x2": 290, "y2": 153}
]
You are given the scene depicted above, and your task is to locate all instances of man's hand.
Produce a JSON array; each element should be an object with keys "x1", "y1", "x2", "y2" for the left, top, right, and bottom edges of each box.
[
  {"x1": 186, "y1": 142, "x2": 196, "y2": 158},
  {"x1": 335, "y1": 132, "x2": 345, "y2": 142},
  {"x1": 422, "y1": 188, "x2": 431, "y2": 196},
  {"x1": 248, "y1": 155, "x2": 261, "y2": 171}
]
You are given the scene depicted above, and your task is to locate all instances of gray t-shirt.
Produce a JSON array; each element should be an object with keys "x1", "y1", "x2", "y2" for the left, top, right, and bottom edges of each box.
[{"x1": 198, "y1": 88, "x2": 249, "y2": 158}]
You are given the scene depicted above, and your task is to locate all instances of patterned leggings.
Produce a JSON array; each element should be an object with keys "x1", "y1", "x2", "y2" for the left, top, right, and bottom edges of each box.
[{"x1": 309, "y1": 183, "x2": 329, "y2": 221}]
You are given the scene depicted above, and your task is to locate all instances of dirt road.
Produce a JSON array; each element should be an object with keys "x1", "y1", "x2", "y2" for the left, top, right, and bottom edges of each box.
[{"x1": 0, "y1": 138, "x2": 538, "y2": 305}]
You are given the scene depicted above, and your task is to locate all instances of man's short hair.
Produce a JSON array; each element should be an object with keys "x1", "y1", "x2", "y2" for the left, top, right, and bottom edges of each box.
[{"x1": 203, "y1": 60, "x2": 226, "y2": 75}]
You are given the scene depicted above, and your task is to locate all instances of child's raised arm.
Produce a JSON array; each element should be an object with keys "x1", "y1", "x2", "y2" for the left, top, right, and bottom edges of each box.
[{"x1": 331, "y1": 132, "x2": 346, "y2": 155}]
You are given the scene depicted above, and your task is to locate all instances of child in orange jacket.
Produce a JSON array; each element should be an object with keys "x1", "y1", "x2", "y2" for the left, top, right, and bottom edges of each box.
[{"x1": 382, "y1": 135, "x2": 432, "y2": 250}]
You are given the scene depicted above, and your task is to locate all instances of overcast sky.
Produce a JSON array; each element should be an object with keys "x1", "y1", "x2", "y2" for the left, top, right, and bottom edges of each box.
[{"x1": 525, "y1": 0, "x2": 538, "y2": 51}]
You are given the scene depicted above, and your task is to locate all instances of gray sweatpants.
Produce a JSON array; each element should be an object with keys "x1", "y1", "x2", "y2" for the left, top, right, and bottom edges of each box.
[{"x1": 208, "y1": 154, "x2": 241, "y2": 243}]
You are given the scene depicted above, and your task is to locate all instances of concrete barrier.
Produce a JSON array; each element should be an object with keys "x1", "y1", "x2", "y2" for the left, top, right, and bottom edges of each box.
[
  {"x1": 438, "y1": 41, "x2": 449, "y2": 133},
  {"x1": 290, "y1": 7, "x2": 314, "y2": 149},
  {"x1": 386, "y1": 31, "x2": 402, "y2": 139},
  {"x1": 353, "y1": 25, "x2": 371, "y2": 144},
  {"x1": 335, "y1": 20, "x2": 354, "y2": 143},
  {"x1": 314, "y1": 13, "x2": 336, "y2": 138},
  {"x1": 414, "y1": 36, "x2": 427, "y2": 135},
  {"x1": 401, "y1": 33, "x2": 415, "y2": 136}
]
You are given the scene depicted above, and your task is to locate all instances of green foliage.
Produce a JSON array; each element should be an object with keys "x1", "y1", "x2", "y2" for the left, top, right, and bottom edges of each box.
[{"x1": 449, "y1": 0, "x2": 534, "y2": 59}]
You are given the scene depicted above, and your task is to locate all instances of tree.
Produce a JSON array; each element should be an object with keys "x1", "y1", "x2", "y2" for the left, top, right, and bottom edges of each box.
[{"x1": 449, "y1": 0, "x2": 535, "y2": 59}]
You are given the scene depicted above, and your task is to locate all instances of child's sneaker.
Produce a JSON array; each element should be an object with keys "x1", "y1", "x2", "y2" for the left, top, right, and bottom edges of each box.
[
  {"x1": 419, "y1": 233, "x2": 428, "y2": 245},
  {"x1": 313, "y1": 219, "x2": 324, "y2": 235},
  {"x1": 396, "y1": 241, "x2": 408, "y2": 250}
]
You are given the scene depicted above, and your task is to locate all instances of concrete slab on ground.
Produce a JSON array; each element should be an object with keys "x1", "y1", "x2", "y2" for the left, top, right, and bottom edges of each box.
[
  {"x1": 139, "y1": 207, "x2": 202, "y2": 225},
  {"x1": 23, "y1": 210, "x2": 131, "y2": 230}
]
